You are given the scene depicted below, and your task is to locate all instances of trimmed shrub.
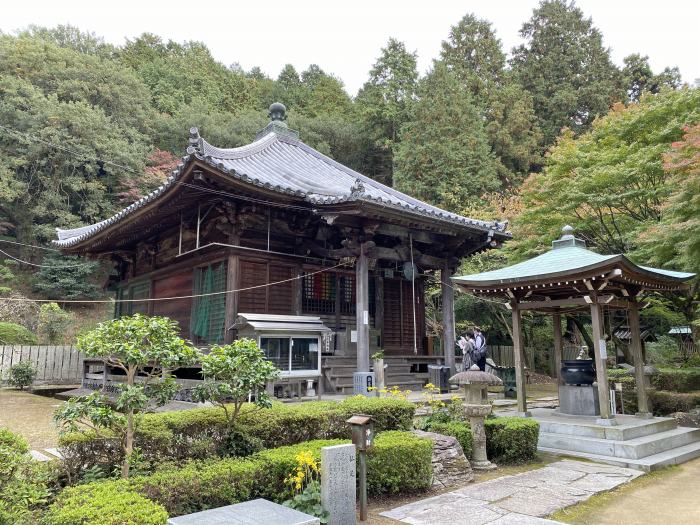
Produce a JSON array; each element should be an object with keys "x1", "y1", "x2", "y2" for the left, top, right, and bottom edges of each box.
[
  {"x1": 0, "y1": 322, "x2": 37, "y2": 345},
  {"x1": 484, "y1": 417, "x2": 539, "y2": 463},
  {"x1": 427, "y1": 421, "x2": 473, "y2": 457},
  {"x1": 53, "y1": 432, "x2": 431, "y2": 519},
  {"x1": 0, "y1": 428, "x2": 55, "y2": 525},
  {"x1": 366, "y1": 431, "x2": 433, "y2": 495},
  {"x1": 59, "y1": 397, "x2": 416, "y2": 477},
  {"x1": 652, "y1": 368, "x2": 700, "y2": 393},
  {"x1": 649, "y1": 390, "x2": 700, "y2": 415},
  {"x1": 43, "y1": 481, "x2": 168, "y2": 525}
]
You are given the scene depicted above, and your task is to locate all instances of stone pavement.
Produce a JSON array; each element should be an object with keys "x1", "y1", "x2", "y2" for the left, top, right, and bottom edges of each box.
[{"x1": 380, "y1": 460, "x2": 643, "y2": 525}]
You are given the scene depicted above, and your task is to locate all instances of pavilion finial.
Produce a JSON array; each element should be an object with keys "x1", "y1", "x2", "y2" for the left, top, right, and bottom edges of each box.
[{"x1": 552, "y1": 225, "x2": 586, "y2": 250}]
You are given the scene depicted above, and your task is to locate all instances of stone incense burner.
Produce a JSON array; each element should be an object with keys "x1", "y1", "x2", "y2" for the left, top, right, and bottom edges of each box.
[{"x1": 450, "y1": 365, "x2": 503, "y2": 470}]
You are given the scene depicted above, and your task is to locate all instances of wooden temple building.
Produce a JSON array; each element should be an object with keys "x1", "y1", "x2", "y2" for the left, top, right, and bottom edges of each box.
[{"x1": 55, "y1": 103, "x2": 509, "y2": 396}]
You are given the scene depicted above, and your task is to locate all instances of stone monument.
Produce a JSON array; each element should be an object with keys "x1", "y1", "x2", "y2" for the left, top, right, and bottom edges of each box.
[
  {"x1": 166, "y1": 498, "x2": 319, "y2": 525},
  {"x1": 321, "y1": 443, "x2": 356, "y2": 525}
]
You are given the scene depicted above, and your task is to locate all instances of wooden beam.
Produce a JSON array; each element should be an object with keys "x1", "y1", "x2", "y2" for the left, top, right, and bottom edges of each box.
[
  {"x1": 511, "y1": 301, "x2": 530, "y2": 416},
  {"x1": 590, "y1": 298, "x2": 615, "y2": 423},
  {"x1": 441, "y1": 263, "x2": 456, "y2": 374},
  {"x1": 552, "y1": 313, "x2": 563, "y2": 386},
  {"x1": 517, "y1": 295, "x2": 620, "y2": 310},
  {"x1": 629, "y1": 299, "x2": 651, "y2": 417}
]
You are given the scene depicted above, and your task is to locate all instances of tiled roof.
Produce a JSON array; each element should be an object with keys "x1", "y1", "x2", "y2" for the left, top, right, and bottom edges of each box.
[
  {"x1": 55, "y1": 128, "x2": 509, "y2": 248},
  {"x1": 453, "y1": 236, "x2": 695, "y2": 288}
]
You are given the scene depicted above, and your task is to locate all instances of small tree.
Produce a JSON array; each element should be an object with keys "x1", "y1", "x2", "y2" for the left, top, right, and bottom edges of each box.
[
  {"x1": 55, "y1": 314, "x2": 200, "y2": 478},
  {"x1": 38, "y1": 302, "x2": 74, "y2": 344},
  {"x1": 8, "y1": 361, "x2": 37, "y2": 390},
  {"x1": 192, "y1": 338, "x2": 279, "y2": 425}
]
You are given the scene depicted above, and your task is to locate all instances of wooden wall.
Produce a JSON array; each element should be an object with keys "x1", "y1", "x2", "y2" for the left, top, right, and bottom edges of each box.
[{"x1": 152, "y1": 270, "x2": 193, "y2": 338}]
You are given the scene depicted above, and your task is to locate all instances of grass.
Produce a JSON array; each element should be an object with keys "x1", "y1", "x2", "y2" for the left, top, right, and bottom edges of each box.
[{"x1": 550, "y1": 465, "x2": 680, "y2": 524}]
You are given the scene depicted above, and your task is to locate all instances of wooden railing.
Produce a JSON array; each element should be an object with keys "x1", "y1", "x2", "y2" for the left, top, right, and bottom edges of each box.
[{"x1": 0, "y1": 345, "x2": 83, "y2": 385}]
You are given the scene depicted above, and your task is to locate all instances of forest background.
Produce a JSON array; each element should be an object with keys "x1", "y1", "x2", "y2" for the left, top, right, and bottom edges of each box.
[{"x1": 0, "y1": 0, "x2": 698, "y2": 358}]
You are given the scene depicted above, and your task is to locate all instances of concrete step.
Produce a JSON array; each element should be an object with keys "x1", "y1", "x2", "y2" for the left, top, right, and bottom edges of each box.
[
  {"x1": 539, "y1": 439, "x2": 700, "y2": 472},
  {"x1": 538, "y1": 415, "x2": 678, "y2": 441},
  {"x1": 539, "y1": 427, "x2": 700, "y2": 460}
]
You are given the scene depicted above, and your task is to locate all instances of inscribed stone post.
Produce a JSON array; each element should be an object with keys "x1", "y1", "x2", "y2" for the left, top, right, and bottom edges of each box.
[{"x1": 321, "y1": 444, "x2": 356, "y2": 525}]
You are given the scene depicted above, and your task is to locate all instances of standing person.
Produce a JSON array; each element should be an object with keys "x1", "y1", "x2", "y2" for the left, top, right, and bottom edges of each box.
[
  {"x1": 473, "y1": 328, "x2": 487, "y2": 371},
  {"x1": 458, "y1": 331, "x2": 476, "y2": 371}
]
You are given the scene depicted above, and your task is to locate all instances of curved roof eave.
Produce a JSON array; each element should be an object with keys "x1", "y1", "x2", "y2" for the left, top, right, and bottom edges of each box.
[{"x1": 55, "y1": 130, "x2": 511, "y2": 250}]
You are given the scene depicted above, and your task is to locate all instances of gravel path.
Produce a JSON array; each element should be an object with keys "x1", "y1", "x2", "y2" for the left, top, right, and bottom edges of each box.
[
  {"x1": 380, "y1": 460, "x2": 642, "y2": 525},
  {"x1": 0, "y1": 388, "x2": 63, "y2": 448}
]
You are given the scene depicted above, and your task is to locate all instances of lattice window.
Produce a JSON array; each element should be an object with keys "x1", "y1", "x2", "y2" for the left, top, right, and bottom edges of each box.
[
  {"x1": 302, "y1": 271, "x2": 336, "y2": 314},
  {"x1": 115, "y1": 281, "x2": 150, "y2": 318},
  {"x1": 190, "y1": 261, "x2": 227, "y2": 345}
]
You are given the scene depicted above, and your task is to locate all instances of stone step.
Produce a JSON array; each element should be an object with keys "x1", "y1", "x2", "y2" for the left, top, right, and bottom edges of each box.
[
  {"x1": 539, "y1": 426, "x2": 700, "y2": 460},
  {"x1": 537, "y1": 415, "x2": 678, "y2": 441},
  {"x1": 539, "y1": 439, "x2": 700, "y2": 472}
]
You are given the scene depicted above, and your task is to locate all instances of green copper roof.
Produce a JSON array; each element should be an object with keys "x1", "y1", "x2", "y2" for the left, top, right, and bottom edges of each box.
[{"x1": 453, "y1": 226, "x2": 695, "y2": 288}]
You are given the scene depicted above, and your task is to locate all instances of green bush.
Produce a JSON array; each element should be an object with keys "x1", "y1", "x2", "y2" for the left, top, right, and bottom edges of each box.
[
  {"x1": 427, "y1": 421, "x2": 473, "y2": 457},
  {"x1": 0, "y1": 428, "x2": 55, "y2": 525},
  {"x1": 8, "y1": 361, "x2": 37, "y2": 390},
  {"x1": 43, "y1": 481, "x2": 168, "y2": 525},
  {"x1": 59, "y1": 397, "x2": 416, "y2": 477},
  {"x1": 649, "y1": 390, "x2": 700, "y2": 415},
  {"x1": 366, "y1": 431, "x2": 433, "y2": 495},
  {"x1": 0, "y1": 322, "x2": 37, "y2": 345},
  {"x1": 53, "y1": 432, "x2": 431, "y2": 519},
  {"x1": 652, "y1": 368, "x2": 700, "y2": 393},
  {"x1": 484, "y1": 417, "x2": 539, "y2": 463}
]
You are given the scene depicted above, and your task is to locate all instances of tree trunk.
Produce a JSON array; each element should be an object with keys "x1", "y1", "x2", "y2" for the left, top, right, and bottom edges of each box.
[
  {"x1": 122, "y1": 409, "x2": 133, "y2": 479},
  {"x1": 567, "y1": 315, "x2": 594, "y2": 358}
]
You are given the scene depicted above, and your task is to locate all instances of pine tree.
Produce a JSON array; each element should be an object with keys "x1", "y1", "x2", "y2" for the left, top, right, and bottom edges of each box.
[
  {"x1": 510, "y1": 0, "x2": 625, "y2": 147},
  {"x1": 394, "y1": 63, "x2": 500, "y2": 211},
  {"x1": 356, "y1": 39, "x2": 419, "y2": 186},
  {"x1": 441, "y1": 14, "x2": 541, "y2": 183},
  {"x1": 622, "y1": 54, "x2": 681, "y2": 102}
]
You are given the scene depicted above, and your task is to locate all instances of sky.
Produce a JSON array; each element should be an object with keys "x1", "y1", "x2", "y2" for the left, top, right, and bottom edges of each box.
[{"x1": 2, "y1": 0, "x2": 698, "y2": 96}]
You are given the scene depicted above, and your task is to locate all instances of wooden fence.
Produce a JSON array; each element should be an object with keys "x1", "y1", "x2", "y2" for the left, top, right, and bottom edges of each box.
[
  {"x1": 0, "y1": 345, "x2": 83, "y2": 385},
  {"x1": 489, "y1": 345, "x2": 580, "y2": 372}
]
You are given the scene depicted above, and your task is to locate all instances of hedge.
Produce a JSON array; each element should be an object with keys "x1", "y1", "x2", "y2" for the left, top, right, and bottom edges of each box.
[
  {"x1": 652, "y1": 368, "x2": 700, "y2": 393},
  {"x1": 485, "y1": 417, "x2": 539, "y2": 463},
  {"x1": 59, "y1": 396, "x2": 415, "y2": 477},
  {"x1": 47, "y1": 431, "x2": 432, "y2": 520},
  {"x1": 43, "y1": 481, "x2": 168, "y2": 525},
  {"x1": 649, "y1": 390, "x2": 700, "y2": 415},
  {"x1": 426, "y1": 417, "x2": 538, "y2": 464}
]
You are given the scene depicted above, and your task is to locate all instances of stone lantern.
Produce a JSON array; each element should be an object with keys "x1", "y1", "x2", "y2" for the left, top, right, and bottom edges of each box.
[{"x1": 450, "y1": 365, "x2": 502, "y2": 470}]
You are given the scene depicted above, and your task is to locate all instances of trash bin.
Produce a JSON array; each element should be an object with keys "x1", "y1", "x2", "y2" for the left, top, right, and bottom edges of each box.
[
  {"x1": 428, "y1": 365, "x2": 451, "y2": 393},
  {"x1": 353, "y1": 372, "x2": 376, "y2": 396}
]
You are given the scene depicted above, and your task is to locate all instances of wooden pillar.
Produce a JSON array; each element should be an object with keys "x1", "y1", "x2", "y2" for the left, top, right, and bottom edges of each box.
[
  {"x1": 441, "y1": 263, "x2": 456, "y2": 374},
  {"x1": 356, "y1": 243, "x2": 370, "y2": 373},
  {"x1": 590, "y1": 300, "x2": 615, "y2": 423},
  {"x1": 552, "y1": 313, "x2": 564, "y2": 385},
  {"x1": 511, "y1": 301, "x2": 530, "y2": 416},
  {"x1": 224, "y1": 254, "x2": 240, "y2": 344},
  {"x1": 375, "y1": 275, "x2": 384, "y2": 343},
  {"x1": 629, "y1": 299, "x2": 652, "y2": 417}
]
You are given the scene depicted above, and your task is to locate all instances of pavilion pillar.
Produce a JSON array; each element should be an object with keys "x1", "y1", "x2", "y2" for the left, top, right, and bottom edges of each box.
[
  {"x1": 552, "y1": 313, "x2": 564, "y2": 385},
  {"x1": 356, "y1": 242, "x2": 370, "y2": 373},
  {"x1": 441, "y1": 262, "x2": 456, "y2": 375},
  {"x1": 511, "y1": 301, "x2": 530, "y2": 416},
  {"x1": 590, "y1": 300, "x2": 615, "y2": 424},
  {"x1": 629, "y1": 299, "x2": 652, "y2": 418}
]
